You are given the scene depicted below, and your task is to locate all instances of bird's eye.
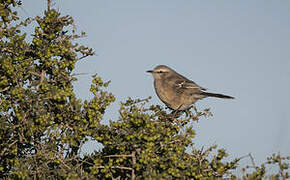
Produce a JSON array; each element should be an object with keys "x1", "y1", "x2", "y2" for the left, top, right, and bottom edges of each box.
[{"x1": 158, "y1": 71, "x2": 163, "y2": 73}]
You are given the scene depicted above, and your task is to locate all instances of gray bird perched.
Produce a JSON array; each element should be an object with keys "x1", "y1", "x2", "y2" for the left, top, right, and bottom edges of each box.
[{"x1": 146, "y1": 65, "x2": 234, "y2": 111}]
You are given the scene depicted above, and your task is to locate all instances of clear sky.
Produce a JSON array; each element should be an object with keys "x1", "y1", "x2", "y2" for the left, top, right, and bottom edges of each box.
[{"x1": 21, "y1": 1, "x2": 290, "y2": 166}]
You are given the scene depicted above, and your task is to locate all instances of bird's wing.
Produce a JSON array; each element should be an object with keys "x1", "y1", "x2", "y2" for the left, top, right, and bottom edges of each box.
[{"x1": 174, "y1": 79, "x2": 207, "y2": 91}]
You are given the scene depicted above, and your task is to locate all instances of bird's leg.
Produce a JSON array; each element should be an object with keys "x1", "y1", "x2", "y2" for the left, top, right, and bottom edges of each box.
[
  {"x1": 173, "y1": 104, "x2": 184, "y2": 118},
  {"x1": 182, "y1": 109, "x2": 192, "y2": 125},
  {"x1": 185, "y1": 108, "x2": 191, "y2": 117},
  {"x1": 167, "y1": 104, "x2": 184, "y2": 124},
  {"x1": 169, "y1": 110, "x2": 180, "y2": 122}
]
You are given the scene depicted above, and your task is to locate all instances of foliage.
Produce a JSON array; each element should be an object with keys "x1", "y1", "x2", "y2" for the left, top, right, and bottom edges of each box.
[
  {"x1": 83, "y1": 98, "x2": 239, "y2": 179},
  {"x1": 0, "y1": 1, "x2": 289, "y2": 179},
  {"x1": 0, "y1": 0, "x2": 113, "y2": 178}
]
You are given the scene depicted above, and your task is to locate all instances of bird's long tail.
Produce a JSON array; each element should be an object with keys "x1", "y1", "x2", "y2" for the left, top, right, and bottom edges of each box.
[{"x1": 201, "y1": 92, "x2": 234, "y2": 99}]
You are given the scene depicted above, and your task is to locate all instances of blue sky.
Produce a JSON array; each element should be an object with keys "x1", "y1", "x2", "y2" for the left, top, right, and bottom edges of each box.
[{"x1": 21, "y1": 1, "x2": 290, "y2": 166}]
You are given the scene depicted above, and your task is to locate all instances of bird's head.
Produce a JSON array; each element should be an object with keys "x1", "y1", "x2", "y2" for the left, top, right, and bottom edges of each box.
[{"x1": 146, "y1": 65, "x2": 172, "y2": 80}]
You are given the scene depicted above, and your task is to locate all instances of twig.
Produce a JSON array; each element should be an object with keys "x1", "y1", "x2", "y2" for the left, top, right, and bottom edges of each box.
[
  {"x1": 131, "y1": 152, "x2": 136, "y2": 180},
  {"x1": 96, "y1": 165, "x2": 133, "y2": 171},
  {"x1": 132, "y1": 151, "x2": 136, "y2": 167},
  {"x1": 104, "y1": 154, "x2": 133, "y2": 158},
  {"x1": 39, "y1": 70, "x2": 46, "y2": 85},
  {"x1": 0, "y1": 140, "x2": 18, "y2": 157},
  {"x1": 248, "y1": 153, "x2": 258, "y2": 170},
  {"x1": 97, "y1": 166, "x2": 135, "y2": 180},
  {"x1": 103, "y1": 153, "x2": 136, "y2": 180},
  {"x1": 0, "y1": 86, "x2": 10, "y2": 93},
  {"x1": 47, "y1": 0, "x2": 51, "y2": 11},
  {"x1": 71, "y1": 73, "x2": 89, "y2": 77},
  {"x1": 112, "y1": 176, "x2": 121, "y2": 180},
  {"x1": 277, "y1": 152, "x2": 287, "y2": 180},
  {"x1": 29, "y1": 71, "x2": 41, "y2": 77}
]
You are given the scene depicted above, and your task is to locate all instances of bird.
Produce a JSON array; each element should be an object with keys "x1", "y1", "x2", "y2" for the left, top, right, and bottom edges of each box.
[{"x1": 146, "y1": 65, "x2": 234, "y2": 111}]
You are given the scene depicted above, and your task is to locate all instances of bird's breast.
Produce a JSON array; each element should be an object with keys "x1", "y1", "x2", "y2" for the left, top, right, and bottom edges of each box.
[{"x1": 154, "y1": 80, "x2": 180, "y2": 109}]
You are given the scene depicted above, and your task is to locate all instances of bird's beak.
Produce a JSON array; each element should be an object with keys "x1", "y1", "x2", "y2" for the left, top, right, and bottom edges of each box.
[{"x1": 146, "y1": 70, "x2": 153, "y2": 73}]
